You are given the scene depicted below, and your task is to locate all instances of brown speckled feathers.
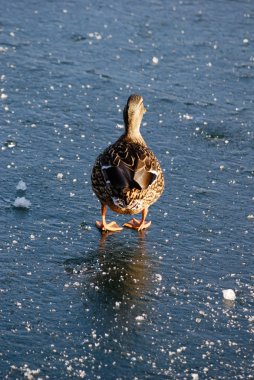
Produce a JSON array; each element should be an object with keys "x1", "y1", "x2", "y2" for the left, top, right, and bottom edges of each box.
[{"x1": 91, "y1": 139, "x2": 164, "y2": 214}]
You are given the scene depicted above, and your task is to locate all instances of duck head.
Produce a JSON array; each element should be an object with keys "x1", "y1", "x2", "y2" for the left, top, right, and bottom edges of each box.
[{"x1": 123, "y1": 94, "x2": 147, "y2": 138}]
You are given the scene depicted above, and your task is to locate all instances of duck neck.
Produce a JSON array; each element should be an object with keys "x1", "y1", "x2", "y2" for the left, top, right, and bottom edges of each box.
[{"x1": 124, "y1": 119, "x2": 145, "y2": 144}]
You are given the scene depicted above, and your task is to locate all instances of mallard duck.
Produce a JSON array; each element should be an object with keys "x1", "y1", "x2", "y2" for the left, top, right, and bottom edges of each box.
[{"x1": 91, "y1": 94, "x2": 164, "y2": 232}]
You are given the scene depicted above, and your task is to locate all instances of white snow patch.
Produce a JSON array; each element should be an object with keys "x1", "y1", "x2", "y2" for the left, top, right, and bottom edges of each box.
[
  {"x1": 13, "y1": 197, "x2": 31, "y2": 209},
  {"x1": 16, "y1": 180, "x2": 27, "y2": 191},
  {"x1": 222, "y1": 289, "x2": 236, "y2": 301},
  {"x1": 182, "y1": 113, "x2": 193, "y2": 120},
  {"x1": 57, "y1": 172, "x2": 64, "y2": 180},
  {"x1": 0, "y1": 47, "x2": 8, "y2": 53},
  {"x1": 155, "y1": 274, "x2": 162, "y2": 282},
  {"x1": 135, "y1": 314, "x2": 147, "y2": 322},
  {"x1": 0, "y1": 93, "x2": 8, "y2": 100}
]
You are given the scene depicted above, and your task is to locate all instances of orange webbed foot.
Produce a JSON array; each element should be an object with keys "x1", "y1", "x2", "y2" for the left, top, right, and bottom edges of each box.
[
  {"x1": 123, "y1": 218, "x2": 151, "y2": 231},
  {"x1": 95, "y1": 221, "x2": 123, "y2": 233}
]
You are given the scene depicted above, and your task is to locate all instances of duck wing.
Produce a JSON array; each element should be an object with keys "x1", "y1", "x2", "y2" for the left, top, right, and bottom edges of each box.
[{"x1": 100, "y1": 142, "x2": 158, "y2": 192}]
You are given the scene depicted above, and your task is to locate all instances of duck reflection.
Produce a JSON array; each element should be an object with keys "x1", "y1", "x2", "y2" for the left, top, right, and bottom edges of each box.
[
  {"x1": 95, "y1": 232, "x2": 151, "y2": 303},
  {"x1": 64, "y1": 232, "x2": 155, "y2": 324}
]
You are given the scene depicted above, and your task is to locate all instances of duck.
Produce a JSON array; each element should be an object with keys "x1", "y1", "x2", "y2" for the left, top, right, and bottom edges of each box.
[{"x1": 91, "y1": 94, "x2": 164, "y2": 232}]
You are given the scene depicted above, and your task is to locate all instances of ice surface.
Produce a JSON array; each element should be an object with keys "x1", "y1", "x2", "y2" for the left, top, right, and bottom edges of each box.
[
  {"x1": 13, "y1": 197, "x2": 31, "y2": 209},
  {"x1": 222, "y1": 289, "x2": 236, "y2": 301},
  {"x1": 16, "y1": 180, "x2": 27, "y2": 191}
]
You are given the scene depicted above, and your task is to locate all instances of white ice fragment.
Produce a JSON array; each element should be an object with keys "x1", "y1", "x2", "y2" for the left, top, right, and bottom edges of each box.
[
  {"x1": 222, "y1": 289, "x2": 236, "y2": 301},
  {"x1": 152, "y1": 56, "x2": 159, "y2": 64},
  {"x1": 116, "y1": 123, "x2": 124, "y2": 129},
  {"x1": 16, "y1": 180, "x2": 27, "y2": 191},
  {"x1": 115, "y1": 301, "x2": 121, "y2": 309},
  {"x1": 79, "y1": 370, "x2": 86, "y2": 378},
  {"x1": 182, "y1": 113, "x2": 193, "y2": 120},
  {"x1": 135, "y1": 314, "x2": 147, "y2": 322},
  {"x1": 243, "y1": 38, "x2": 249, "y2": 44},
  {"x1": 6, "y1": 141, "x2": 16, "y2": 148},
  {"x1": 191, "y1": 374, "x2": 199, "y2": 380},
  {"x1": 155, "y1": 274, "x2": 162, "y2": 282},
  {"x1": 0, "y1": 93, "x2": 8, "y2": 100},
  {"x1": 247, "y1": 214, "x2": 254, "y2": 220},
  {"x1": 176, "y1": 346, "x2": 186, "y2": 353},
  {"x1": 57, "y1": 172, "x2": 64, "y2": 180},
  {"x1": 0, "y1": 47, "x2": 8, "y2": 53},
  {"x1": 219, "y1": 165, "x2": 225, "y2": 171},
  {"x1": 13, "y1": 197, "x2": 31, "y2": 209}
]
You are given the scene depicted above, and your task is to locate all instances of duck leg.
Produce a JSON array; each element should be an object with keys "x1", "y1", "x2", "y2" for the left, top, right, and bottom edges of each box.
[
  {"x1": 124, "y1": 208, "x2": 151, "y2": 231},
  {"x1": 96, "y1": 204, "x2": 123, "y2": 232}
]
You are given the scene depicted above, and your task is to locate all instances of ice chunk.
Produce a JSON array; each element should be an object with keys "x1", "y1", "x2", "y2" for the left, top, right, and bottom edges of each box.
[
  {"x1": 57, "y1": 172, "x2": 64, "y2": 180},
  {"x1": 135, "y1": 314, "x2": 147, "y2": 322},
  {"x1": 5, "y1": 140, "x2": 16, "y2": 148},
  {"x1": 13, "y1": 197, "x2": 31, "y2": 209},
  {"x1": 182, "y1": 113, "x2": 193, "y2": 120},
  {"x1": 222, "y1": 289, "x2": 236, "y2": 301},
  {"x1": 155, "y1": 274, "x2": 162, "y2": 282},
  {"x1": 152, "y1": 56, "x2": 159, "y2": 64},
  {"x1": 0, "y1": 93, "x2": 8, "y2": 100},
  {"x1": 16, "y1": 180, "x2": 27, "y2": 191}
]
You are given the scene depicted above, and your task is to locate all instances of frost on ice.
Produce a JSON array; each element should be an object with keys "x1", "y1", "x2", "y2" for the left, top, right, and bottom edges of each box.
[
  {"x1": 16, "y1": 180, "x2": 27, "y2": 191},
  {"x1": 222, "y1": 289, "x2": 236, "y2": 301},
  {"x1": 13, "y1": 197, "x2": 31, "y2": 209}
]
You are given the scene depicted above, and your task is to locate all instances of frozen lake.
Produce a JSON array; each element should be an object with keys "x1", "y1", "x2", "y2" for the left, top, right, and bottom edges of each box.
[{"x1": 0, "y1": 0, "x2": 254, "y2": 379}]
